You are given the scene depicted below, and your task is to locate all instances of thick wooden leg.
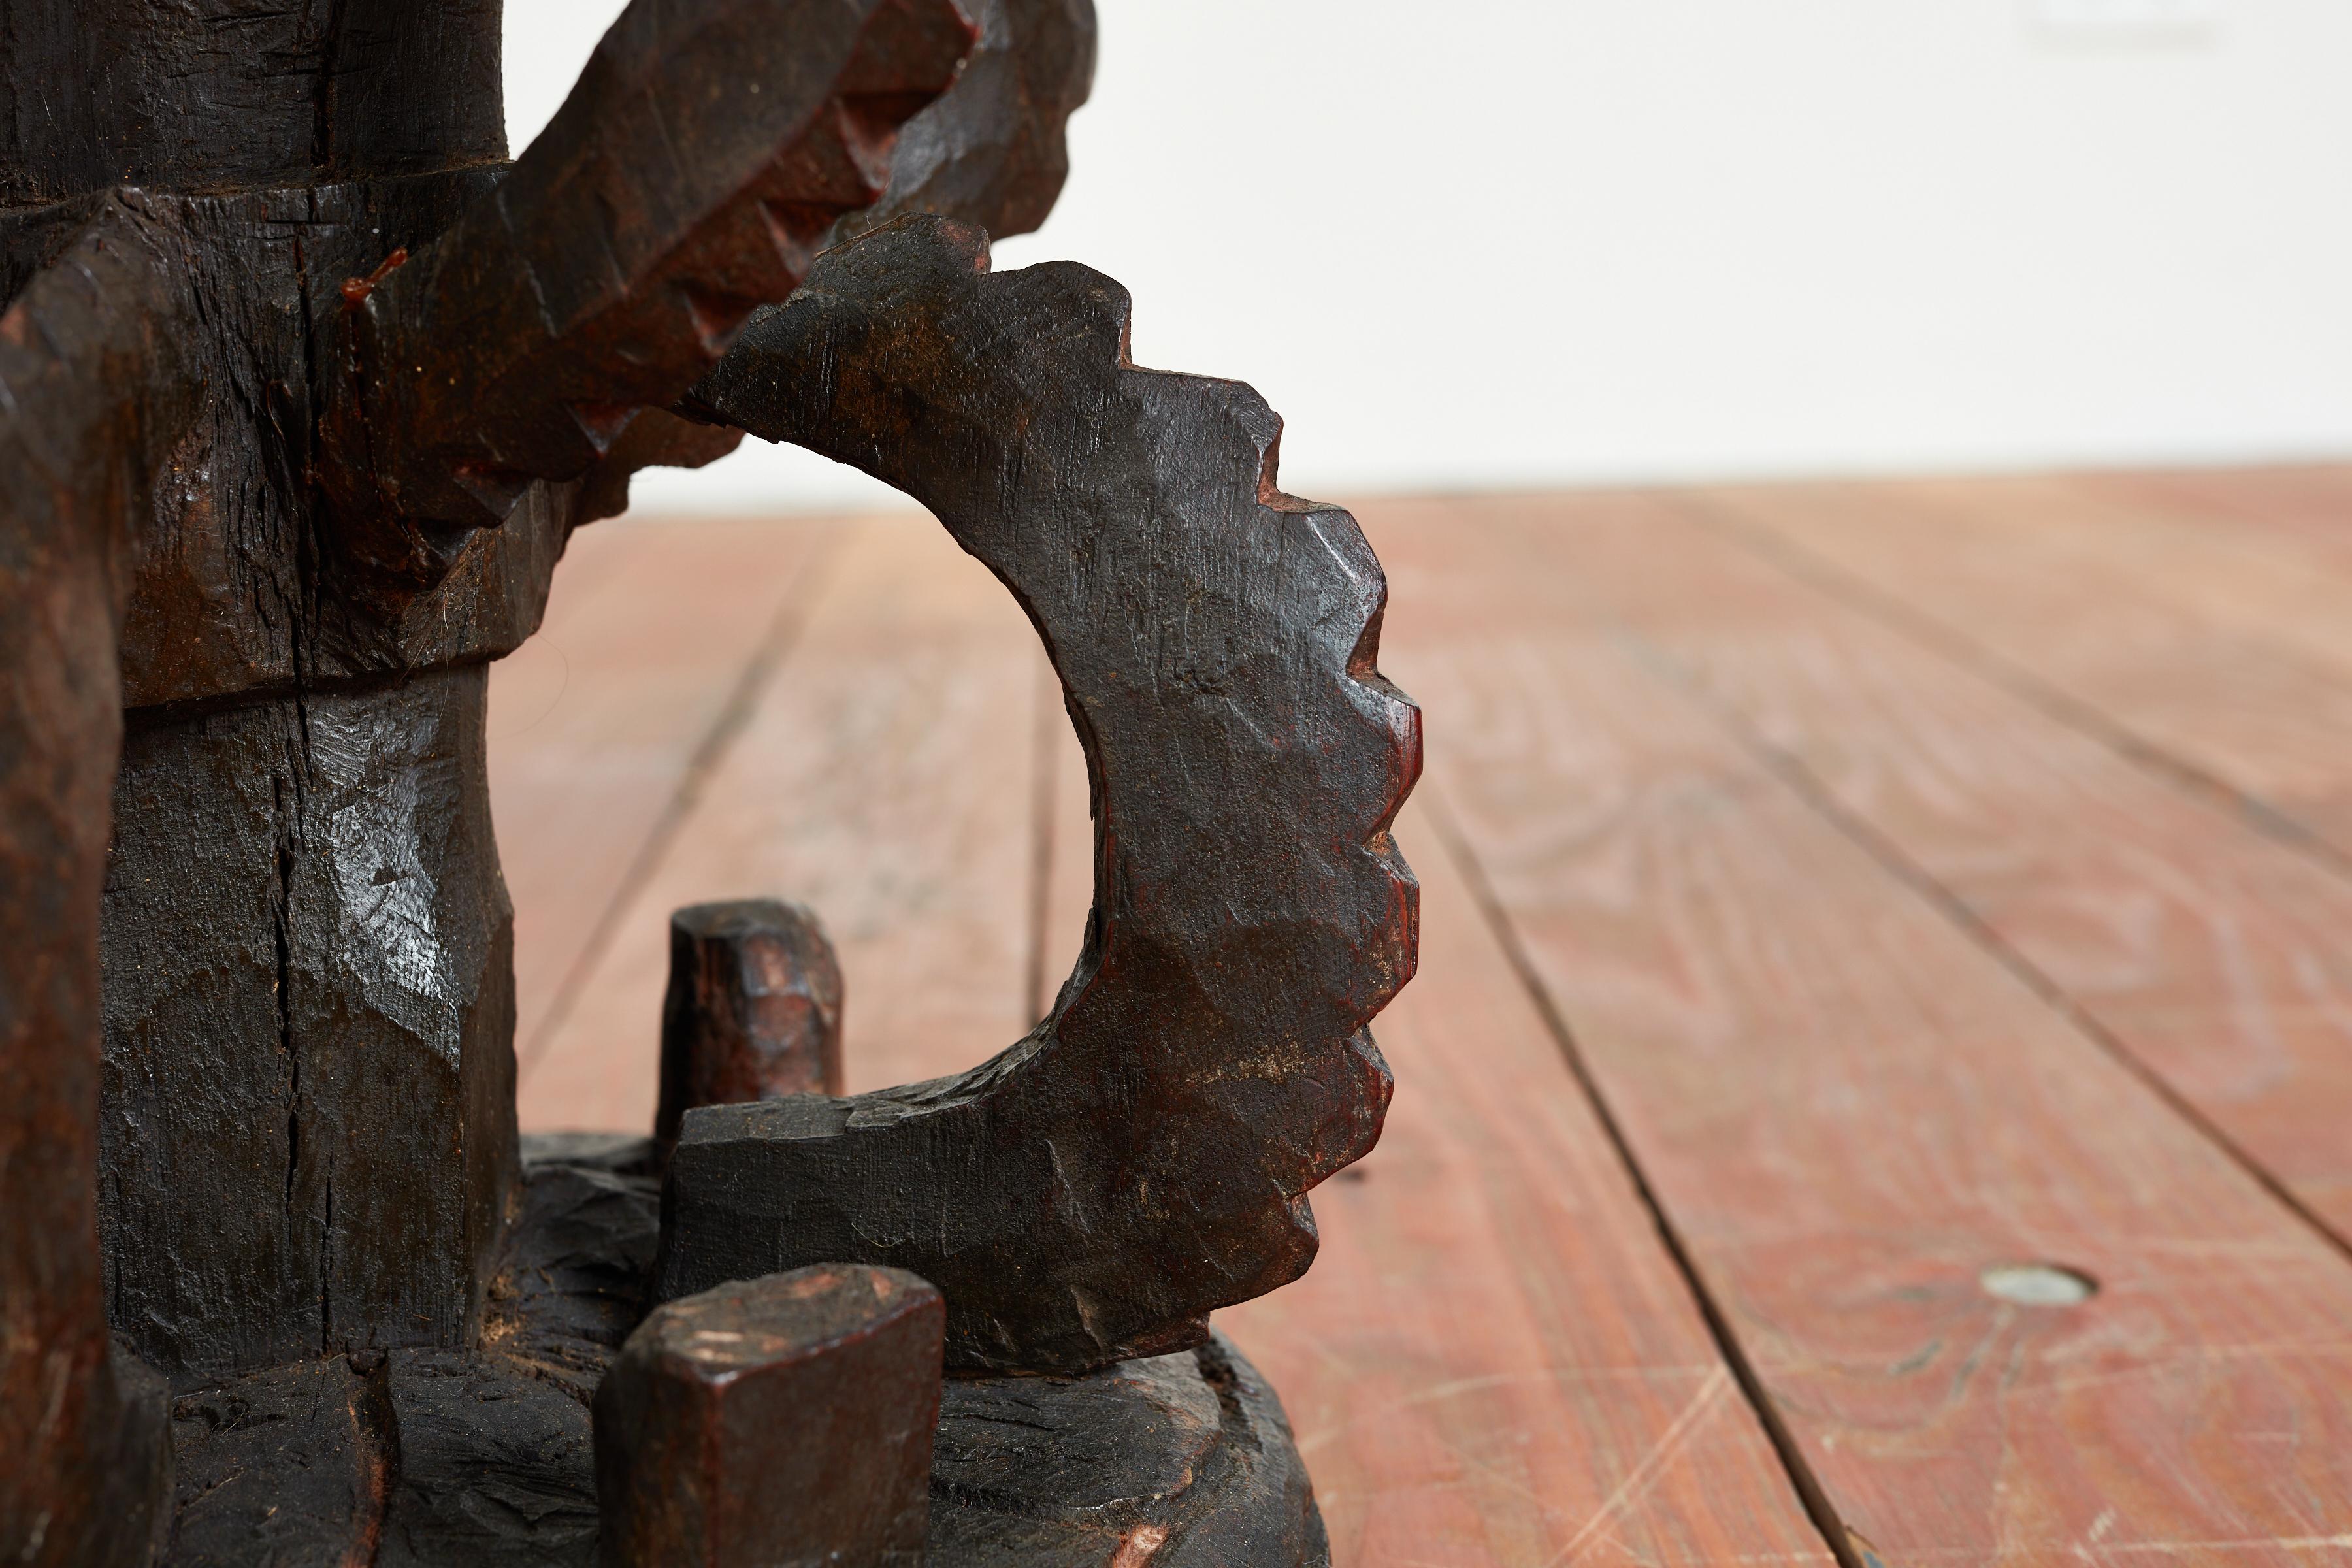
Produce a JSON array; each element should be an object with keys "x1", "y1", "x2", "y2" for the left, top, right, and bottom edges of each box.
[{"x1": 102, "y1": 668, "x2": 519, "y2": 1377}]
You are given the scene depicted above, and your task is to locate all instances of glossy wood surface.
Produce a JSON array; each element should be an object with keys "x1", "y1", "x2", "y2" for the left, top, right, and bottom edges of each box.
[{"x1": 502, "y1": 467, "x2": 2352, "y2": 1564}]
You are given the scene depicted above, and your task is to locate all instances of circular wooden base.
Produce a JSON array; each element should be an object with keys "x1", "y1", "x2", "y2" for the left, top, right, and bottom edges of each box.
[
  {"x1": 157, "y1": 1137, "x2": 1323, "y2": 1566},
  {"x1": 935, "y1": 1335, "x2": 1329, "y2": 1566}
]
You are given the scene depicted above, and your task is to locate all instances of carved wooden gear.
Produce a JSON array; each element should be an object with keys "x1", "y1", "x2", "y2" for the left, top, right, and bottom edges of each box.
[
  {"x1": 662, "y1": 214, "x2": 1422, "y2": 1374},
  {"x1": 316, "y1": 0, "x2": 977, "y2": 547},
  {"x1": 827, "y1": 0, "x2": 1099, "y2": 247}
]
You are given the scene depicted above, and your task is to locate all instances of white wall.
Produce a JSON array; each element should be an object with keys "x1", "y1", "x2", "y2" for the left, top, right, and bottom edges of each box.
[{"x1": 505, "y1": 0, "x2": 2352, "y2": 511}]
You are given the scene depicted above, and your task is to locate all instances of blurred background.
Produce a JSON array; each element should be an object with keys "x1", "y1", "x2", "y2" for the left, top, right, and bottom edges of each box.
[{"x1": 507, "y1": 0, "x2": 2352, "y2": 509}]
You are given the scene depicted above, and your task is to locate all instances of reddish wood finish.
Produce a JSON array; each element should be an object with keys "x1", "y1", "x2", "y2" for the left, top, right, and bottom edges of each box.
[
  {"x1": 655, "y1": 898, "x2": 845, "y2": 1147},
  {"x1": 1207, "y1": 802, "x2": 1831, "y2": 1566},
  {"x1": 1374, "y1": 494, "x2": 2352, "y2": 1563},
  {"x1": 513, "y1": 512, "x2": 1045, "y2": 1131},
  {"x1": 1704, "y1": 474, "x2": 2352, "y2": 860},
  {"x1": 1030, "y1": 540, "x2": 1827, "y2": 1560},
  {"x1": 1495, "y1": 492, "x2": 2352, "y2": 1243},
  {"x1": 506, "y1": 467, "x2": 2352, "y2": 1564},
  {"x1": 489, "y1": 512, "x2": 842, "y2": 1063}
]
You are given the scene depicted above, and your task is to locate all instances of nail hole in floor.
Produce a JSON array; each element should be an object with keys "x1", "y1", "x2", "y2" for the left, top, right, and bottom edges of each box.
[{"x1": 1978, "y1": 1262, "x2": 2097, "y2": 1307}]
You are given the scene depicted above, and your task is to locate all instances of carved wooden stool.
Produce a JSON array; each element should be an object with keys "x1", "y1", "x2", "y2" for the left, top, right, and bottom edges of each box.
[{"x1": 0, "y1": 1, "x2": 1417, "y2": 1563}]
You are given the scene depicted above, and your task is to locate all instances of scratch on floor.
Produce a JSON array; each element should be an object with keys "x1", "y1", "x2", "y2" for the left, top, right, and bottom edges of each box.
[
  {"x1": 2082, "y1": 1539, "x2": 2352, "y2": 1558},
  {"x1": 1295, "y1": 1364, "x2": 1723, "y2": 1460},
  {"x1": 1543, "y1": 1365, "x2": 1733, "y2": 1568}
]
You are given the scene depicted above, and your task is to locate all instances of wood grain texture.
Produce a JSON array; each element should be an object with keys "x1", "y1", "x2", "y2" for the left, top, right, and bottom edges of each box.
[
  {"x1": 1194, "y1": 806, "x2": 1832, "y2": 1567},
  {"x1": 515, "y1": 510, "x2": 1044, "y2": 1132},
  {"x1": 1703, "y1": 473, "x2": 2352, "y2": 863},
  {"x1": 488, "y1": 512, "x2": 841, "y2": 1060},
  {"x1": 2080, "y1": 465, "x2": 2352, "y2": 564},
  {"x1": 0, "y1": 0, "x2": 506, "y2": 204},
  {"x1": 1026, "y1": 525, "x2": 1832, "y2": 1562},
  {"x1": 1488, "y1": 492, "x2": 2352, "y2": 1244},
  {"x1": 825, "y1": 0, "x2": 1097, "y2": 248},
  {"x1": 1371, "y1": 494, "x2": 2352, "y2": 1563}
]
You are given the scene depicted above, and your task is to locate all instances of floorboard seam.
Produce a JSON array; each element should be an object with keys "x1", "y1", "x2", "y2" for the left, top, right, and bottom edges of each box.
[
  {"x1": 1674, "y1": 489, "x2": 2352, "y2": 894},
  {"x1": 1608, "y1": 613, "x2": 2352, "y2": 1278},
  {"x1": 516, "y1": 519, "x2": 852, "y2": 1083},
  {"x1": 1422, "y1": 785, "x2": 1862, "y2": 1568}
]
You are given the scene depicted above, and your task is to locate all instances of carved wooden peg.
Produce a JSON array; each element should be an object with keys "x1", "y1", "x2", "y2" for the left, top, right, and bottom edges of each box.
[
  {"x1": 656, "y1": 899, "x2": 847, "y2": 1148},
  {"x1": 593, "y1": 1265, "x2": 943, "y2": 1568}
]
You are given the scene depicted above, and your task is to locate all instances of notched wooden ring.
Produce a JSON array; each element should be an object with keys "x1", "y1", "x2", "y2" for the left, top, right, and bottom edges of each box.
[{"x1": 659, "y1": 213, "x2": 1421, "y2": 1374}]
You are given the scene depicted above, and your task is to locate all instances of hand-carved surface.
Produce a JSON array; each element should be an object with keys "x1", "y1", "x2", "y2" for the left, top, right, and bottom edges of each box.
[
  {"x1": 105, "y1": 662, "x2": 521, "y2": 1378},
  {"x1": 151, "y1": 1137, "x2": 656, "y2": 1568},
  {"x1": 0, "y1": 193, "x2": 200, "y2": 1568},
  {"x1": 144, "y1": 1137, "x2": 1332, "y2": 1565},
  {"x1": 662, "y1": 215, "x2": 1422, "y2": 1373},
  {"x1": 828, "y1": 0, "x2": 1098, "y2": 246},
  {"x1": 70, "y1": 0, "x2": 967, "y2": 1387},
  {"x1": 0, "y1": 0, "x2": 505, "y2": 206},
  {"x1": 0, "y1": 0, "x2": 1375, "y2": 1551},
  {"x1": 933, "y1": 1335, "x2": 1330, "y2": 1567},
  {"x1": 166, "y1": 1354, "x2": 401, "y2": 1568},
  {"x1": 596, "y1": 1266, "x2": 941, "y2": 1567},
  {"x1": 317, "y1": 0, "x2": 977, "y2": 541},
  {"x1": 656, "y1": 899, "x2": 847, "y2": 1149}
]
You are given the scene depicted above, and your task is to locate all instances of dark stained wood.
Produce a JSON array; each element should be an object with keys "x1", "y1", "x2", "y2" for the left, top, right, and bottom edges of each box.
[
  {"x1": 932, "y1": 1334, "x2": 1330, "y2": 1566},
  {"x1": 828, "y1": 0, "x2": 1098, "y2": 248},
  {"x1": 164, "y1": 1354, "x2": 400, "y2": 1568},
  {"x1": 655, "y1": 898, "x2": 845, "y2": 1147},
  {"x1": 593, "y1": 1266, "x2": 943, "y2": 1568},
  {"x1": 52, "y1": 0, "x2": 968, "y2": 1387},
  {"x1": 106, "y1": 656, "x2": 525, "y2": 1379},
  {"x1": 0, "y1": 194, "x2": 201, "y2": 1568},
  {"x1": 0, "y1": 0, "x2": 1408, "y2": 1558},
  {"x1": 1371, "y1": 493, "x2": 2352, "y2": 1563},
  {"x1": 0, "y1": 0, "x2": 506, "y2": 205},
  {"x1": 316, "y1": 0, "x2": 976, "y2": 539},
  {"x1": 661, "y1": 217, "x2": 1421, "y2": 1374}
]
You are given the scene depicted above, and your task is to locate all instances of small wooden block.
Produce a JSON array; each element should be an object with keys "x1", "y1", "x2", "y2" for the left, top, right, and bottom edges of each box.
[
  {"x1": 655, "y1": 899, "x2": 845, "y2": 1148},
  {"x1": 593, "y1": 1265, "x2": 943, "y2": 1568}
]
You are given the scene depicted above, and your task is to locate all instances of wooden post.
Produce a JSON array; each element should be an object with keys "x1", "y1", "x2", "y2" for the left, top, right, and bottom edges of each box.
[
  {"x1": 594, "y1": 1266, "x2": 943, "y2": 1567},
  {"x1": 657, "y1": 900, "x2": 846, "y2": 1149}
]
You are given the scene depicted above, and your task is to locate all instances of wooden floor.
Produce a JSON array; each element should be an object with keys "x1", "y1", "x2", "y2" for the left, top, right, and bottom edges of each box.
[{"x1": 495, "y1": 467, "x2": 2352, "y2": 1568}]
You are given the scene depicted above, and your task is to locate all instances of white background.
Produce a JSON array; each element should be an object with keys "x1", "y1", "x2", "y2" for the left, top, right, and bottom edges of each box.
[{"x1": 504, "y1": 0, "x2": 2352, "y2": 511}]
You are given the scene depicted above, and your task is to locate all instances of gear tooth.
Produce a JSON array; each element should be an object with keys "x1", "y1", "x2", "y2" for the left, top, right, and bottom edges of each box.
[
  {"x1": 676, "y1": 284, "x2": 762, "y2": 359},
  {"x1": 564, "y1": 400, "x2": 640, "y2": 456},
  {"x1": 664, "y1": 215, "x2": 1420, "y2": 1372}
]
